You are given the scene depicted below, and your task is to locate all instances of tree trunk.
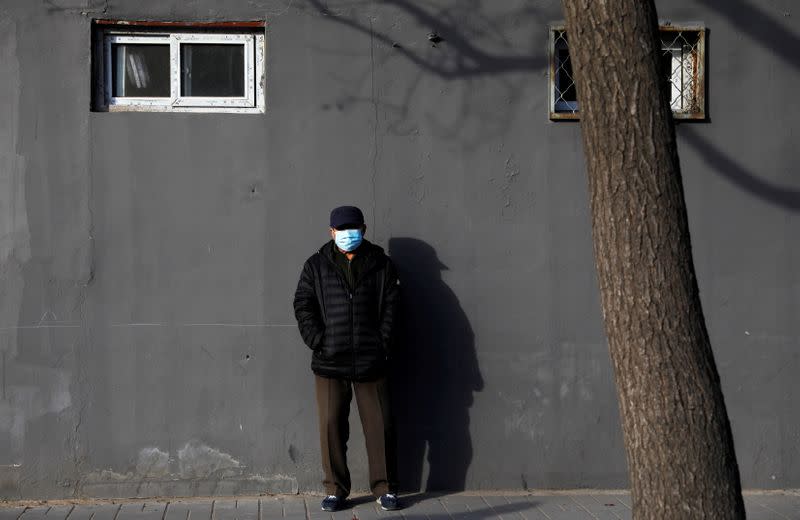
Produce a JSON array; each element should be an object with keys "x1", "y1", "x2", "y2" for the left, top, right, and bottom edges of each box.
[{"x1": 560, "y1": 2, "x2": 746, "y2": 518}]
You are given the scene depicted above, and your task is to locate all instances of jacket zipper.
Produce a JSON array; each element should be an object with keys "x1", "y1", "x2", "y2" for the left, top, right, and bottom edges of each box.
[
  {"x1": 347, "y1": 258, "x2": 356, "y2": 379},
  {"x1": 320, "y1": 252, "x2": 357, "y2": 377},
  {"x1": 349, "y1": 289, "x2": 355, "y2": 379},
  {"x1": 320, "y1": 247, "x2": 380, "y2": 379}
]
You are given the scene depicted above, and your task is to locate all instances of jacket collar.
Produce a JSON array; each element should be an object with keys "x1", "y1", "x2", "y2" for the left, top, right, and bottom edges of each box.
[
  {"x1": 319, "y1": 240, "x2": 384, "y2": 288},
  {"x1": 319, "y1": 238, "x2": 383, "y2": 262}
]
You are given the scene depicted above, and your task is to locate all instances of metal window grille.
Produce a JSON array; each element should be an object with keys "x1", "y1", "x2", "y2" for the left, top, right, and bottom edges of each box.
[{"x1": 549, "y1": 25, "x2": 706, "y2": 121}]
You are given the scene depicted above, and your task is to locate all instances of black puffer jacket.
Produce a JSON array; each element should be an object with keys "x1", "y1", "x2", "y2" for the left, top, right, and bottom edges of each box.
[{"x1": 293, "y1": 240, "x2": 400, "y2": 381}]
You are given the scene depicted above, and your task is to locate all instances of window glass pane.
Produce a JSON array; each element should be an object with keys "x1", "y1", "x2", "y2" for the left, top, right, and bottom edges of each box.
[
  {"x1": 181, "y1": 44, "x2": 245, "y2": 97},
  {"x1": 660, "y1": 31, "x2": 699, "y2": 112},
  {"x1": 556, "y1": 48, "x2": 577, "y2": 103},
  {"x1": 112, "y1": 44, "x2": 170, "y2": 97}
]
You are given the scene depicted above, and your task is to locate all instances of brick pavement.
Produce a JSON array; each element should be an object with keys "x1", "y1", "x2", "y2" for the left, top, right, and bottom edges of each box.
[{"x1": 1, "y1": 492, "x2": 799, "y2": 520}]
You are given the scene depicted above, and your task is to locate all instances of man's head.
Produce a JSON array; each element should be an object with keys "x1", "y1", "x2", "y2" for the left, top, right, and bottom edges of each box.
[{"x1": 329, "y1": 206, "x2": 367, "y2": 251}]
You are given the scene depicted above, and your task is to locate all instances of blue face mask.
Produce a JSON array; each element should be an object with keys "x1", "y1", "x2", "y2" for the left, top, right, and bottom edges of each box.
[{"x1": 334, "y1": 229, "x2": 363, "y2": 252}]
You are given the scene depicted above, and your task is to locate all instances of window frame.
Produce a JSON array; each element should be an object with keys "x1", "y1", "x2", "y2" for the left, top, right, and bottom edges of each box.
[
  {"x1": 548, "y1": 23, "x2": 707, "y2": 121},
  {"x1": 104, "y1": 35, "x2": 173, "y2": 107},
  {"x1": 94, "y1": 23, "x2": 265, "y2": 114},
  {"x1": 172, "y1": 33, "x2": 255, "y2": 108}
]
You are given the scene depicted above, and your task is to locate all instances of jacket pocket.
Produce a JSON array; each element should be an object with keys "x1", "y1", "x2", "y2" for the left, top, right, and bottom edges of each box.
[{"x1": 318, "y1": 331, "x2": 340, "y2": 360}]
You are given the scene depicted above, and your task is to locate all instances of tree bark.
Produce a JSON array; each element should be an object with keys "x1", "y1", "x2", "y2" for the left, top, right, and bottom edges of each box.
[{"x1": 560, "y1": 2, "x2": 746, "y2": 518}]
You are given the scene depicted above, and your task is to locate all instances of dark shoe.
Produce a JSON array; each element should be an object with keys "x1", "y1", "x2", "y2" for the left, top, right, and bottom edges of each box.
[
  {"x1": 321, "y1": 495, "x2": 343, "y2": 512},
  {"x1": 376, "y1": 494, "x2": 399, "y2": 511}
]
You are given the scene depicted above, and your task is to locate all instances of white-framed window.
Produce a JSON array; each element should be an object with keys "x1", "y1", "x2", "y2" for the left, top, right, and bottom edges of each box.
[
  {"x1": 549, "y1": 24, "x2": 706, "y2": 121},
  {"x1": 93, "y1": 22, "x2": 265, "y2": 113}
]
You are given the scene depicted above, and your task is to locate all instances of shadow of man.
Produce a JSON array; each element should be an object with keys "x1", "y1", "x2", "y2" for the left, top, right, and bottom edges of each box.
[{"x1": 388, "y1": 237, "x2": 484, "y2": 492}]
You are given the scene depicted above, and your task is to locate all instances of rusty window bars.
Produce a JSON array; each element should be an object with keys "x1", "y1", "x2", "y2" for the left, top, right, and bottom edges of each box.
[{"x1": 549, "y1": 24, "x2": 707, "y2": 121}]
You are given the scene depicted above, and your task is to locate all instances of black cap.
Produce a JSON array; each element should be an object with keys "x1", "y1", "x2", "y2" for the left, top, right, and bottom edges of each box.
[{"x1": 330, "y1": 206, "x2": 365, "y2": 229}]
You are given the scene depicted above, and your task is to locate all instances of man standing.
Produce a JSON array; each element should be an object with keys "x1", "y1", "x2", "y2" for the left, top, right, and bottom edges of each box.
[{"x1": 293, "y1": 206, "x2": 400, "y2": 512}]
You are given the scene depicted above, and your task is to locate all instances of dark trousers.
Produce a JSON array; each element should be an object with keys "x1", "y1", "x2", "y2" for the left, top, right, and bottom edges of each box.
[{"x1": 314, "y1": 374, "x2": 397, "y2": 498}]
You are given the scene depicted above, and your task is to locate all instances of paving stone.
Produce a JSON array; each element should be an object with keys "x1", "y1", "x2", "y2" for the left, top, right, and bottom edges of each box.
[
  {"x1": 114, "y1": 503, "x2": 168, "y2": 520},
  {"x1": 478, "y1": 496, "x2": 508, "y2": 508},
  {"x1": 163, "y1": 500, "x2": 213, "y2": 520},
  {"x1": 443, "y1": 496, "x2": 501, "y2": 520},
  {"x1": 351, "y1": 508, "x2": 380, "y2": 520},
  {"x1": 372, "y1": 506, "x2": 402, "y2": 520},
  {"x1": 285, "y1": 498, "x2": 308, "y2": 513},
  {"x1": 255, "y1": 498, "x2": 283, "y2": 519},
  {"x1": 544, "y1": 497, "x2": 586, "y2": 514},
  {"x1": 0, "y1": 508, "x2": 26, "y2": 520},
  {"x1": 4, "y1": 492, "x2": 800, "y2": 520},
  {"x1": 67, "y1": 504, "x2": 122, "y2": 520},
  {"x1": 19, "y1": 508, "x2": 48, "y2": 520},
  {"x1": 594, "y1": 498, "x2": 629, "y2": 520},
  {"x1": 485, "y1": 496, "x2": 536, "y2": 520},
  {"x1": 525, "y1": 497, "x2": 596, "y2": 520},
  {"x1": 306, "y1": 515, "x2": 331, "y2": 520},
  {"x1": 441, "y1": 496, "x2": 486, "y2": 508},
  {"x1": 449, "y1": 513, "x2": 490, "y2": 520},
  {"x1": 585, "y1": 496, "x2": 627, "y2": 520},
  {"x1": 306, "y1": 501, "x2": 332, "y2": 520},
  {"x1": 742, "y1": 498, "x2": 777, "y2": 520},
  {"x1": 590, "y1": 498, "x2": 630, "y2": 520},
  {"x1": 478, "y1": 506, "x2": 510, "y2": 520},
  {"x1": 440, "y1": 505, "x2": 486, "y2": 520},
  {"x1": 500, "y1": 498, "x2": 549, "y2": 520},
  {"x1": 280, "y1": 499, "x2": 307, "y2": 518},
  {"x1": 752, "y1": 494, "x2": 800, "y2": 519},
  {"x1": 18, "y1": 507, "x2": 67, "y2": 520},
  {"x1": 569, "y1": 495, "x2": 604, "y2": 510},
  {"x1": 372, "y1": 513, "x2": 401, "y2": 520},
  {"x1": 235, "y1": 499, "x2": 260, "y2": 520},
  {"x1": 562, "y1": 496, "x2": 619, "y2": 520},
  {"x1": 574, "y1": 510, "x2": 620, "y2": 520},
  {"x1": 329, "y1": 507, "x2": 354, "y2": 520},
  {"x1": 607, "y1": 495, "x2": 630, "y2": 510},
  {"x1": 400, "y1": 496, "x2": 448, "y2": 516},
  {"x1": 525, "y1": 495, "x2": 574, "y2": 516},
  {"x1": 211, "y1": 499, "x2": 259, "y2": 520},
  {"x1": 19, "y1": 506, "x2": 77, "y2": 520},
  {"x1": 400, "y1": 509, "x2": 430, "y2": 520},
  {"x1": 164, "y1": 501, "x2": 192, "y2": 520},
  {"x1": 351, "y1": 501, "x2": 380, "y2": 520},
  {"x1": 306, "y1": 512, "x2": 331, "y2": 520},
  {"x1": 50, "y1": 506, "x2": 77, "y2": 520},
  {"x1": 440, "y1": 498, "x2": 469, "y2": 515},
  {"x1": 476, "y1": 496, "x2": 512, "y2": 520},
  {"x1": 572, "y1": 496, "x2": 625, "y2": 518},
  {"x1": 186, "y1": 500, "x2": 214, "y2": 520}
]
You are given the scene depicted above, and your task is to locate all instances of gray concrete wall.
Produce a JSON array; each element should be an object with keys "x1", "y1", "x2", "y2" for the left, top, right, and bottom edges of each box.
[{"x1": 0, "y1": 0, "x2": 798, "y2": 499}]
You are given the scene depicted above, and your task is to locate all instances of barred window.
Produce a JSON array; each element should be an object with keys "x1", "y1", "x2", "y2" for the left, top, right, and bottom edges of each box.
[{"x1": 549, "y1": 25, "x2": 706, "y2": 121}]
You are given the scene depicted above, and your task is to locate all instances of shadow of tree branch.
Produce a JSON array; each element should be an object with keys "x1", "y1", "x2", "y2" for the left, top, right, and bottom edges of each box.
[
  {"x1": 299, "y1": 0, "x2": 548, "y2": 147},
  {"x1": 681, "y1": 126, "x2": 800, "y2": 212},
  {"x1": 698, "y1": 0, "x2": 799, "y2": 71},
  {"x1": 303, "y1": 0, "x2": 547, "y2": 79}
]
